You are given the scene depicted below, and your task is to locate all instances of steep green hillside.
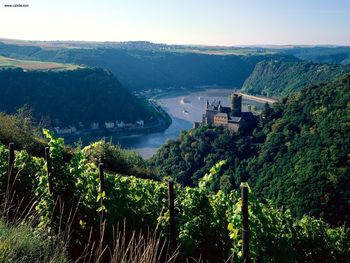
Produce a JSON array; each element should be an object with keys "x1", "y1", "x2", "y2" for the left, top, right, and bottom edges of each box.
[
  {"x1": 248, "y1": 73, "x2": 350, "y2": 226},
  {"x1": 0, "y1": 41, "x2": 298, "y2": 90},
  {"x1": 0, "y1": 68, "x2": 161, "y2": 127},
  {"x1": 152, "y1": 74, "x2": 350, "y2": 226},
  {"x1": 241, "y1": 60, "x2": 350, "y2": 96},
  {"x1": 149, "y1": 125, "x2": 257, "y2": 189}
]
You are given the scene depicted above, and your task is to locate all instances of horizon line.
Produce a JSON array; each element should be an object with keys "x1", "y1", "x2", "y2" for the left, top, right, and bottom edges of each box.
[{"x1": 1, "y1": 37, "x2": 350, "y2": 48}]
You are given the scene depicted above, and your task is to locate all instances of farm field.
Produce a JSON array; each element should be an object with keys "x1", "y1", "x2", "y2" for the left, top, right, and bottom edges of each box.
[
  {"x1": 168, "y1": 46, "x2": 278, "y2": 55},
  {"x1": 0, "y1": 55, "x2": 81, "y2": 70}
]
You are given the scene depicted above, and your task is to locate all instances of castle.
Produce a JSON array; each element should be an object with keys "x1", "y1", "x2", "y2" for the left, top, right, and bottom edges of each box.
[{"x1": 194, "y1": 93, "x2": 255, "y2": 132}]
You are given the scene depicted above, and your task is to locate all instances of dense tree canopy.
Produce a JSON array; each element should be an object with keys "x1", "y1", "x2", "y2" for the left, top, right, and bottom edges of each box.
[
  {"x1": 242, "y1": 60, "x2": 350, "y2": 96},
  {"x1": 149, "y1": 125, "x2": 258, "y2": 190},
  {"x1": 248, "y1": 73, "x2": 350, "y2": 226},
  {"x1": 0, "y1": 68, "x2": 160, "y2": 127}
]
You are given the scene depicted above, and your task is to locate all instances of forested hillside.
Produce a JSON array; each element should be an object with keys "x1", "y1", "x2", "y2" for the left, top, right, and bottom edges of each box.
[
  {"x1": 241, "y1": 60, "x2": 350, "y2": 96},
  {"x1": 152, "y1": 74, "x2": 350, "y2": 226},
  {"x1": 149, "y1": 125, "x2": 257, "y2": 190},
  {"x1": 0, "y1": 41, "x2": 298, "y2": 90},
  {"x1": 248, "y1": 73, "x2": 350, "y2": 226},
  {"x1": 0, "y1": 67, "x2": 160, "y2": 127}
]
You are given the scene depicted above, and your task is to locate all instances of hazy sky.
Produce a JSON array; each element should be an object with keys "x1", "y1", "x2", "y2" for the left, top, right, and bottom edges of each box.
[{"x1": 0, "y1": 0, "x2": 349, "y2": 45}]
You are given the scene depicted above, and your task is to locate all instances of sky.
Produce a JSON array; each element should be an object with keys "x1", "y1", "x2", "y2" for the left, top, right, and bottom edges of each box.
[{"x1": 0, "y1": 0, "x2": 349, "y2": 46}]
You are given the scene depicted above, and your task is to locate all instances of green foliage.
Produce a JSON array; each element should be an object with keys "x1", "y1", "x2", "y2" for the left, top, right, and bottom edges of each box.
[
  {"x1": 0, "y1": 141, "x2": 44, "y2": 209},
  {"x1": 152, "y1": 73, "x2": 350, "y2": 227},
  {"x1": 242, "y1": 60, "x2": 350, "y2": 96},
  {"x1": 227, "y1": 185, "x2": 350, "y2": 262},
  {"x1": 175, "y1": 160, "x2": 232, "y2": 261},
  {"x1": 0, "y1": 144, "x2": 8, "y2": 192},
  {"x1": 0, "y1": 110, "x2": 45, "y2": 156},
  {"x1": 0, "y1": 219, "x2": 68, "y2": 263},
  {"x1": 149, "y1": 125, "x2": 256, "y2": 189},
  {"x1": 248, "y1": 73, "x2": 350, "y2": 225},
  {"x1": 0, "y1": 67, "x2": 160, "y2": 126},
  {"x1": 82, "y1": 140, "x2": 158, "y2": 179},
  {"x1": 0, "y1": 133, "x2": 348, "y2": 262}
]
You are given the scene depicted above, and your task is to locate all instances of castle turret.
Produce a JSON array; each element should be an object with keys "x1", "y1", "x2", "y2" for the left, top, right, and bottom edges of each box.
[{"x1": 230, "y1": 93, "x2": 242, "y2": 117}]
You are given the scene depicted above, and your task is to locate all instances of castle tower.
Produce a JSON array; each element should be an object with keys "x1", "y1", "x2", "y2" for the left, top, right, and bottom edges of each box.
[{"x1": 230, "y1": 93, "x2": 242, "y2": 117}]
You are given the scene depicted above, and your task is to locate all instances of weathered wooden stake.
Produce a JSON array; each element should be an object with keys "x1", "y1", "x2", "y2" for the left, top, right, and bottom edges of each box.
[
  {"x1": 241, "y1": 184, "x2": 249, "y2": 263},
  {"x1": 168, "y1": 180, "x2": 177, "y2": 251},
  {"x1": 7, "y1": 143, "x2": 15, "y2": 192},
  {"x1": 44, "y1": 147, "x2": 54, "y2": 195},
  {"x1": 98, "y1": 163, "x2": 106, "y2": 224}
]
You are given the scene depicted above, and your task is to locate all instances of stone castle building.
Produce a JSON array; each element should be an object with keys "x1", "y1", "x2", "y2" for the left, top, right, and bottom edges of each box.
[{"x1": 194, "y1": 93, "x2": 255, "y2": 132}]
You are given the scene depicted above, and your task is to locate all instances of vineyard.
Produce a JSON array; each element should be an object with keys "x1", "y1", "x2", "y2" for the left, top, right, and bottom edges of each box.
[{"x1": 0, "y1": 130, "x2": 349, "y2": 262}]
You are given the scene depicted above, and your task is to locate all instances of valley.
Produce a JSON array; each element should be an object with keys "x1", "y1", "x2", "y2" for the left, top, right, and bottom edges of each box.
[{"x1": 0, "y1": 37, "x2": 349, "y2": 262}]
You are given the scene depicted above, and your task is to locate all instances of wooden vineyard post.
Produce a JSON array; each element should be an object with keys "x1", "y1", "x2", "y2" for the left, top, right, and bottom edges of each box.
[
  {"x1": 98, "y1": 163, "x2": 106, "y2": 225},
  {"x1": 7, "y1": 143, "x2": 15, "y2": 193},
  {"x1": 168, "y1": 180, "x2": 177, "y2": 251},
  {"x1": 45, "y1": 147, "x2": 54, "y2": 195},
  {"x1": 98, "y1": 163, "x2": 107, "y2": 261},
  {"x1": 241, "y1": 184, "x2": 249, "y2": 263}
]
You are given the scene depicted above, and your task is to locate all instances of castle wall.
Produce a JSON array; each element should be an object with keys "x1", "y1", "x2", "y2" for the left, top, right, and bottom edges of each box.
[
  {"x1": 214, "y1": 114, "x2": 228, "y2": 125},
  {"x1": 205, "y1": 110, "x2": 218, "y2": 124},
  {"x1": 199, "y1": 93, "x2": 254, "y2": 133}
]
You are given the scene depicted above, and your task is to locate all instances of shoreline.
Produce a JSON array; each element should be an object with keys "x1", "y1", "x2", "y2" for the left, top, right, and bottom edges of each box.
[
  {"x1": 238, "y1": 92, "x2": 277, "y2": 104},
  {"x1": 60, "y1": 87, "x2": 274, "y2": 149},
  {"x1": 60, "y1": 103, "x2": 172, "y2": 144},
  {"x1": 147, "y1": 87, "x2": 277, "y2": 105},
  {"x1": 61, "y1": 119, "x2": 171, "y2": 144}
]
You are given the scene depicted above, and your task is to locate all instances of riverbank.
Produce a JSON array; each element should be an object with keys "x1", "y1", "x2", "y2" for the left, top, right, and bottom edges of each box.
[
  {"x1": 60, "y1": 103, "x2": 172, "y2": 144},
  {"x1": 238, "y1": 92, "x2": 277, "y2": 104},
  {"x1": 146, "y1": 87, "x2": 277, "y2": 104},
  {"x1": 61, "y1": 87, "x2": 270, "y2": 158}
]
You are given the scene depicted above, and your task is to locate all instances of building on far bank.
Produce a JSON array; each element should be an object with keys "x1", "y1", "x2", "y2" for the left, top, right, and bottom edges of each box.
[
  {"x1": 105, "y1": 121, "x2": 115, "y2": 129},
  {"x1": 54, "y1": 126, "x2": 77, "y2": 135},
  {"x1": 193, "y1": 93, "x2": 255, "y2": 132},
  {"x1": 90, "y1": 122, "x2": 99, "y2": 130}
]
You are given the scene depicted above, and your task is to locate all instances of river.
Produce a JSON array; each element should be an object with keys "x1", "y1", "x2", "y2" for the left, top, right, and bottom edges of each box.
[
  {"x1": 64, "y1": 88, "x2": 266, "y2": 158},
  {"x1": 108, "y1": 88, "x2": 266, "y2": 158}
]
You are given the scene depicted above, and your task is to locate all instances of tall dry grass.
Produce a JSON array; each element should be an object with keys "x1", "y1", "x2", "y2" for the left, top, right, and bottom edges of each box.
[
  {"x1": 0, "y1": 175, "x2": 69, "y2": 262},
  {"x1": 76, "y1": 221, "x2": 179, "y2": 263},
  {"x1": 1, "y1": 170, "x2": 180, "y2": 263}
]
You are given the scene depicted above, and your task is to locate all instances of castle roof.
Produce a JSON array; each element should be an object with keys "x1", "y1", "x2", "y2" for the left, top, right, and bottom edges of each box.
[{"x1": 207, "y1": 100, "x2": 221, "y2": 110}]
